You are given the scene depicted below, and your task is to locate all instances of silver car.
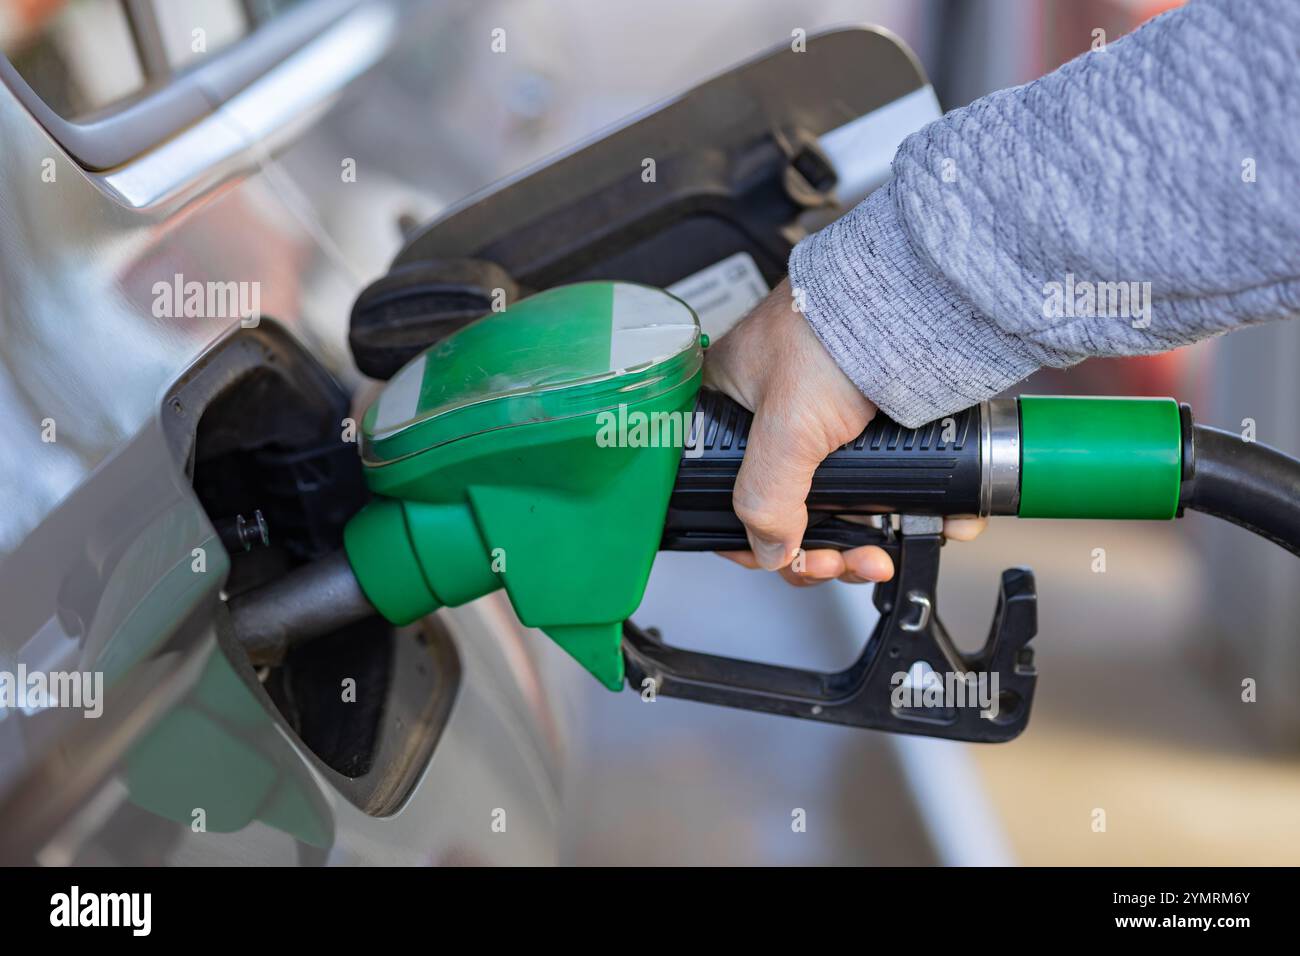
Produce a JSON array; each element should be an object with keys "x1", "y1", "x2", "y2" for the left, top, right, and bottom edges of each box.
[{"x1": 0, "y1": 0, "x2": 580, "y2": 866}]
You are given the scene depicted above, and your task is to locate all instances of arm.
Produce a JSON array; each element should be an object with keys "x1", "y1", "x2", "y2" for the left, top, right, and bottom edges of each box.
[
  {"x1": 708, "y1": 0, "x2": 1298, "y2": 577},
  {"x1": 790, "y1": 0, "x2": 1300, "y2": 428}
]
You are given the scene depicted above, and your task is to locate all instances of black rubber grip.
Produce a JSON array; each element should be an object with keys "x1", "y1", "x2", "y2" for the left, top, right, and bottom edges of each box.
[{"x1": 662, "y1": 389, "x2": 983, "y2": 551}]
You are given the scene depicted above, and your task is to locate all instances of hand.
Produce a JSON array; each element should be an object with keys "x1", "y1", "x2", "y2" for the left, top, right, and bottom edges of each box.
[{"x1": 703, "y1": 278, "x2": 986, "y2": 586}]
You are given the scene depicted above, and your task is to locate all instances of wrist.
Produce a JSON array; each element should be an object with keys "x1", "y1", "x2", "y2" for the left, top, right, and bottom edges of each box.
[{"x1": 788, "y1": 182, "x2": 1041, "y2": 428}]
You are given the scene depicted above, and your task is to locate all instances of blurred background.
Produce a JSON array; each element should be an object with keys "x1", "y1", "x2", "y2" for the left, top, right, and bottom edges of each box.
[{"x1": 3, "y1": 0, "x2": 1296, "y2": 864}]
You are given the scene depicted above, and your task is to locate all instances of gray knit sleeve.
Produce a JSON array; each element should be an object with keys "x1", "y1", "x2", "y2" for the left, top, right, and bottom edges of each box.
[{"x1": 789, "y1": 0, "x2": 1300, "y2": 427}]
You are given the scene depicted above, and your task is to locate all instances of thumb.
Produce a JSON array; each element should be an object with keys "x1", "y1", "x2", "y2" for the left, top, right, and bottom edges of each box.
[{"x1": 732, "y1": 400, "x2": 824, "y2": 570}]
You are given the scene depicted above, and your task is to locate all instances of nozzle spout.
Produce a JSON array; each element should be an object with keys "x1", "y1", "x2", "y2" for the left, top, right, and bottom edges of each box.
[{"x1": 227, "y1": 550, "x2": 376, "y2": 665}]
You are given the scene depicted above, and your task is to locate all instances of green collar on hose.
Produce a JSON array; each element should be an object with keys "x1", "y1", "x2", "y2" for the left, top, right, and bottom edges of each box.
[{"x1": 1018, "y1": 395, "x2": 1183, "y2": 520}]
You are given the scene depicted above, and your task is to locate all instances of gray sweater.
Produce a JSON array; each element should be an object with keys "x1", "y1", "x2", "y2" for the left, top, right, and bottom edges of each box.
[{"x1": 789, "y1": 0, "x2": 1300, "y2": 428}]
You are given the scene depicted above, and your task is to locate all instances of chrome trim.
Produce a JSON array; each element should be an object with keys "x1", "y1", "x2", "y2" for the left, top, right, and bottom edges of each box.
[
  {"x1": 979, "y1": 400, "x2": 993, "y2": 516},
  {"x1": 986, "y1": 398, "x2": 1022, "y2": 515},
  {"x1": 900, "y1": 591, "x2": 933, "y2": 632},
  {"x1": 100, "y1": 1, "x2": 397, "y2": 208},
  {"x1": 0, "y1": 0, "x2": 362, "y2": 171},
  {"x1": 900, "y1": 514, "x2": 943, "y2": 536}
]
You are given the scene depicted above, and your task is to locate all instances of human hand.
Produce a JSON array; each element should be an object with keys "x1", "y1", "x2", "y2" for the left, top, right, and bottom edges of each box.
[{"x1": 703, "y1": 278, "x2": 986, "y2": 586}]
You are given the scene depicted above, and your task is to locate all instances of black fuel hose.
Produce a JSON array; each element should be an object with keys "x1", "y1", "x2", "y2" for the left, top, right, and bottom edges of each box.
[{"x1": 1181, "y1": 425, "x2": 1300, "y2": 557}]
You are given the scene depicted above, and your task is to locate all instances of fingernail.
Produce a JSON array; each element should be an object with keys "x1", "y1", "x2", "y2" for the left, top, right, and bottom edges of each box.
[{"x1": 749, "y1": 535, "x2": 790, "y2": 571}]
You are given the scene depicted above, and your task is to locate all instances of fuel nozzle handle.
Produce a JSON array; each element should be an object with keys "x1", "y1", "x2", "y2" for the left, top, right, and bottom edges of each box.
[
  {"x1": 663, "y1": 391, "x2": 1191, "y2": 551},
  {"x1": 671, "y1": 388, "x2": 1019, "y2": 514},
  {"x1": 664, "y1": 390, "x2": 1020, "y2": 550}
]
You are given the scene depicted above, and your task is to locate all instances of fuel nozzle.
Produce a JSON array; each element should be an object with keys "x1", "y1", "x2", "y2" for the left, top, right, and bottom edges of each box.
[
  {"x1": 222, "y1": 280, "x2": 1300, "y2": 745},
  {"x1": 228, "y1": 281, "x2": 1190, "y2": 686},
  {"x1": 228, "y1": 551, "x2": 374, "y2": 666}
]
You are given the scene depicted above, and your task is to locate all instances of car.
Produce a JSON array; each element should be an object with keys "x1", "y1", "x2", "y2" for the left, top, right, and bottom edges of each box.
[{"x1": 0, "y1": 0, "x2": 574, "y2": 866}]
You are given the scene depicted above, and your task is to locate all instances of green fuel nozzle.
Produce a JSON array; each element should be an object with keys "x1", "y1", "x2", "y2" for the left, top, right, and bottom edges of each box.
[
  {"x1": 344, "y1": 281, "x2": 704, "y2": 690},
  {"x1": 228, "y1": 280, "x2": 1300, "y2": 742}
]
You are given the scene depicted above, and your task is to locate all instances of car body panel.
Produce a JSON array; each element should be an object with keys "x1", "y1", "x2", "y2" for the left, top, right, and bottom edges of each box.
[{"x1": 0, "y1": 0, "x2": 569, "y2": 865}]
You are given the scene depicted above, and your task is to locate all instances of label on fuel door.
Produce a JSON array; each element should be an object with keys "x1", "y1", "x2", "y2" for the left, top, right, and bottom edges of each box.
[{"x1": 668, "y1": 252, "x2": 768, "y2": 339}]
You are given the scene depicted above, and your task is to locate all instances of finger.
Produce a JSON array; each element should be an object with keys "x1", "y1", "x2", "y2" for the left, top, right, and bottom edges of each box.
[
  {"x1": 731, "y1": 401, "x2": 823, "y2": 570},
  {"x1": 841, "y1": 545, "x2": 894, "y2": 582},
  {"x1": 943, "y1": 516, "x2": 988, "y2": 541},
  {"x1": 722, "y1": 548, "x2": 842, "y2": 580},
  {"x1": 778, "y1": 564, "x2": 832, "y2": 587},
  {"x1": 794, "y1": 548, "x2": 846, "y2": 579}
]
